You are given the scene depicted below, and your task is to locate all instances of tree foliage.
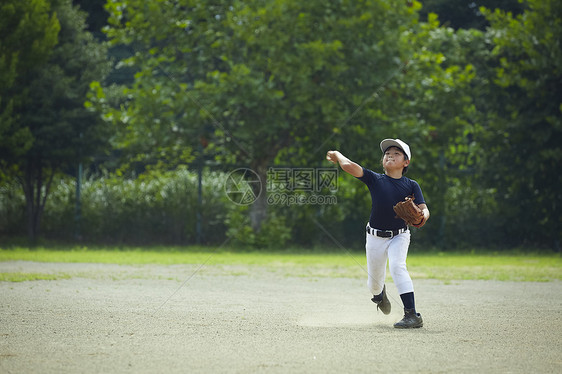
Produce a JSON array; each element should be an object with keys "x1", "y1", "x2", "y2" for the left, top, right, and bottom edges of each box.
[
  {"x1": 474, "y1": 0, "x2": 562, "y2": 247},
  {"x1": 0, "y1": 0, "x2": 110, "y2": 242},
  {"x1": 0, "y1": 0, "x2": 60, "y2": 162},
  {"x1": 96, "y1": 0, "x2": 421, "y2": 230}
]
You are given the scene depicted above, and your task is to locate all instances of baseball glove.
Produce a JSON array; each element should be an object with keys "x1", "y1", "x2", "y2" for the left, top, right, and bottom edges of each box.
[{"x1": 393, "y1": 194, "x2": 425, "y2": 228}]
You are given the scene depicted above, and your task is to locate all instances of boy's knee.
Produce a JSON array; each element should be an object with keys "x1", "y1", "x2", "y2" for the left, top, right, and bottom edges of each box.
[{"x1": 389, "y1": 263, "x2": 408, "y2": 278}]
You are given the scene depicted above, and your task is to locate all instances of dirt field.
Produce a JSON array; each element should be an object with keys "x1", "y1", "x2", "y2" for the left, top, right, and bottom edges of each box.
[{"x1": 1, "y1": 261, "x2": 561, "y2": 373}]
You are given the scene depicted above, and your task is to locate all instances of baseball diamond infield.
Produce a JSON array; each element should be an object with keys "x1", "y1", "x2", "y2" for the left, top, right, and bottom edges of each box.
[{"x1": 1, "y1": 261, "x2": 561, "y2": 373}]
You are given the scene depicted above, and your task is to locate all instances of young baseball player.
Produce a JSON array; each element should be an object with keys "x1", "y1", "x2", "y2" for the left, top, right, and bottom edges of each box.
[{"x1": 326, "y1": 138, "x2": 429, "y2": 328}]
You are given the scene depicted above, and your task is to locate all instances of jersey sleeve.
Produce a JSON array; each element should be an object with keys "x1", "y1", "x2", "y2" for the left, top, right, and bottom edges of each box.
[
  {"x1": 356, "y1": 167, "x2": 375, "y2": 185},
  {"x1": 412, "y1": 180, "x2": 426, "y2": 205}
]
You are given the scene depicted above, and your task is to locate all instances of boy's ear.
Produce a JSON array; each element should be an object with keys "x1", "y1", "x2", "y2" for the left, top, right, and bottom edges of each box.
[{"x1": 403, "y1": 159, "x2": 410, "y2": 167}]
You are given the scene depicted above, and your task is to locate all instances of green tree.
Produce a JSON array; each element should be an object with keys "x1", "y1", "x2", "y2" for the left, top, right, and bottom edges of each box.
[
  {"x1": 307, "y1": 12, "x2": 485, "y2": 248},
  {"x1": 97, "y1": 0, "x2": 421, "y2": 231},
  {"x1": 0, "y1": 0, "x2": 111, "y2": 242},
  {"x1": 335, "y1": 1, "x2": 561, "y2": 250},
  {"x1": 0, "y1": 0, "x2": 60, "y2": 165},
  {"x1": 474, "y1": 0, "x2": 562, "y2": 248}
]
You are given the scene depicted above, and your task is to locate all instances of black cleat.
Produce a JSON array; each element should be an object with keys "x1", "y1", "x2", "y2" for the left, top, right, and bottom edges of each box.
[
  {"x1": 394, "y1": 308, "x2": 423, "y2": 328},
  {"x1": 371, "y1": 285, "x2": 391, "y2": 315}
]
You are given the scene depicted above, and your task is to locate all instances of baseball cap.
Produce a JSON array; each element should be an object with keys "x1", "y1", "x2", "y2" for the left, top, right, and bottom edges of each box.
[{"x1": 380, "y1": 138, "x2": 411, "y2": 160}]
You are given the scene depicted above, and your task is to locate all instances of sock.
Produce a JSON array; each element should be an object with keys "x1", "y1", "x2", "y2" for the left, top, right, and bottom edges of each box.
[{"x1": 400, "y1": 292, "x2": 416, "y2": 311}]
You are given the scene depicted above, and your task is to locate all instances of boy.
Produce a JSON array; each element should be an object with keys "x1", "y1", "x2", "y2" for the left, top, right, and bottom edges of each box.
[{"x1": 326, "y1": 138, "x2": 429, "y2": 328}]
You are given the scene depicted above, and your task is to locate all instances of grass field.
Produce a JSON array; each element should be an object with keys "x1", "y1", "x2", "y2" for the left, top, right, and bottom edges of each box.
[{"x1": 1, "y1": 246, "x2": 560, "y2": 282}]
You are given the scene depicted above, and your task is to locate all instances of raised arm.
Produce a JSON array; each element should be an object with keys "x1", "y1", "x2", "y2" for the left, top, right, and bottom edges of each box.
[{"x1": 326, "y1": 150, "x2": 364, "y2": 178}]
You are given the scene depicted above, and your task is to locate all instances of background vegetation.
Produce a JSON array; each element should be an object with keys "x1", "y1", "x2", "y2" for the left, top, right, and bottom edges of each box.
[{"x1": 1, "y1": 0, "x2": 560, "y2": 251}]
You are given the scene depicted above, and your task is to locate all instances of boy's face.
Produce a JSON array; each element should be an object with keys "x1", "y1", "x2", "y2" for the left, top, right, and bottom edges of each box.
[{"x1": 382, "y1": 146, "x2": 409, "y2": 171}]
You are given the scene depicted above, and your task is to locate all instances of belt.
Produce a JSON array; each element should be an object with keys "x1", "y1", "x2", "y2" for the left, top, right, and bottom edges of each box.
[{"x1": 366, "y1": 225, "x2": 408, "y2": 238}]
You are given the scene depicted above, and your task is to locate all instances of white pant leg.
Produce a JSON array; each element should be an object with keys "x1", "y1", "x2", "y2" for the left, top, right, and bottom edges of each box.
[
  {"x1": 365, "y1": 233, "x2": 390, "y2": 295},
  {"x1": 387, "y1": 231, "x2": 413, "y2": 295}
]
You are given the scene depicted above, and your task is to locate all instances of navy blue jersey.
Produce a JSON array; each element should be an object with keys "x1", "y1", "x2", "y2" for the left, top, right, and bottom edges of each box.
[{"x1": 356, "y1": 167, "x2": 426, "y2": 230}]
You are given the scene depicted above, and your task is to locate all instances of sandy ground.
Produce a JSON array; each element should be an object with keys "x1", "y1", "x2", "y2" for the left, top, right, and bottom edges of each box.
[{"x1": 0, "y1": 261, "x2": 561, "y2": 374}]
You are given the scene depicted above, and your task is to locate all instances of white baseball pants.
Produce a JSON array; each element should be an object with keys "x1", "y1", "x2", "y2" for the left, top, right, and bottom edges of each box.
[{"x1": 365, "y1": 230, "x2": 414, "y2": 296}]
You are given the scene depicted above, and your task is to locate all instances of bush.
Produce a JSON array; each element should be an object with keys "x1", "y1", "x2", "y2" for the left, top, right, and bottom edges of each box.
[
  {"x1": 0, "y1": 166, "x2": 534, "y2": 250},
  {"x1": 225, "y1": 205, "x2": 292, "y2": 249},
  {"x1": 0, "y1": 168, "x2": 230, "y2": 245}
]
